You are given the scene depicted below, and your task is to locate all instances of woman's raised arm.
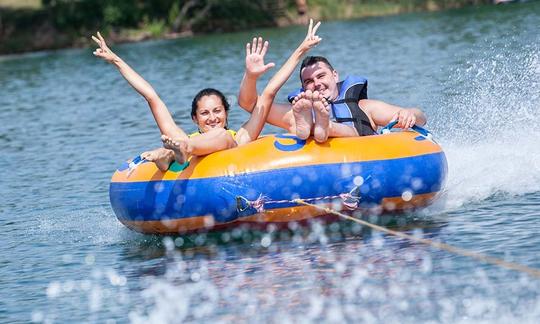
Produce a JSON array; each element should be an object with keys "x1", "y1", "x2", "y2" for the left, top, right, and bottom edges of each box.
[{"x1": 92, "y1": 32, "x2": 187, "y2": 140}]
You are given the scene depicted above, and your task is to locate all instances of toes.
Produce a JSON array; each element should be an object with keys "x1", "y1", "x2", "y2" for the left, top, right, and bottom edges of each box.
[{"x1": 296, "y1": 131, "x2": 310, "y2": 140}]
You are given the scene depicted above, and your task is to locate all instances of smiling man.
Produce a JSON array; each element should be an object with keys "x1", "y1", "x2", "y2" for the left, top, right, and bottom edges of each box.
[{"x1": 238, "y1": 45, "x2": 426, "y2": 142}]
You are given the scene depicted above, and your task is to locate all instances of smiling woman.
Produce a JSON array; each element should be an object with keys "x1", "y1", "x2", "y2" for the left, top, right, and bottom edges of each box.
[
  {"x1": 91, "y1": 20, "x2": 323, "y2": 172},
  {"x1": 189, "y1": 88, "x2": 231, "y2": 134}
]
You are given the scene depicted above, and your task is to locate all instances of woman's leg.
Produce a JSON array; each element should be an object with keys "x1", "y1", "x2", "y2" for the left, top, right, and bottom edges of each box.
[{"x1": 141, "y1": 148, "x2": 175, "y2": 171}]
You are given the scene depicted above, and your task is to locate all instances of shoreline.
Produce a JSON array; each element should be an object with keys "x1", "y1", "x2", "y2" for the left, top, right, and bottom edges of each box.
[{"x1": 0, "y1": 0, "x2": 498, "y2": 56}]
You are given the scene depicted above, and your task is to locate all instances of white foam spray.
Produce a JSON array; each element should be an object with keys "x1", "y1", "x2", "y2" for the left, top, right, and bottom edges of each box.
[{"x1": 430, "y1": 44, "x2": 540, "y2": 211}]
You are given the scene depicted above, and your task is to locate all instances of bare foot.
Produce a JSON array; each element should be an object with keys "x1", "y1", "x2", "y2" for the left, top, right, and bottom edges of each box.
[
  {"x1": 141, "y1": 148, "x2": 175, "y2": 172},
  {"x1": 292, "y1": 90, "x2": 314, "y2": 140},
  {"x1": 161, "y1": 135, "x2": 191, "y2": 164},
  {"x1": 312, "y1": 91, "x2": 330, "y2": 143}
]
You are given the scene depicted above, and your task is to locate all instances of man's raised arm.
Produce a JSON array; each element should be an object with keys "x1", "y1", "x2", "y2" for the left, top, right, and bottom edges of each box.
[{"x1": 238, "y1": 37, "x2": 275, "y2": 112}]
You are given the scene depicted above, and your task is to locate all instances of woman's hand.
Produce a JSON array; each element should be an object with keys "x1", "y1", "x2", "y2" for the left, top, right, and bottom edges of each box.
[
  {"x1": 92, "y1": 32, "x2": 118, "y2": 64},
  {"x1": 245, "y1": 37, "x2": 275, "y2": 78},
  {"x1": 298, "y1": 19, "x2": 322, "y2": 53}
]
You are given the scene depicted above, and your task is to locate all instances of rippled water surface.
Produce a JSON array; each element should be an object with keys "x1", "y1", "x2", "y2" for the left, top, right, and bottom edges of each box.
[{"x1": 2, "y1": 2, "x2": 540, "y2": 323}]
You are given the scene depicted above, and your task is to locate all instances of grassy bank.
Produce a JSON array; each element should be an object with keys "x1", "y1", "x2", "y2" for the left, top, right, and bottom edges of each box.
[
  {"x1": 0, "y1": 0, "x2": 493, "y2": 55},
  {"x1": 309, "y1": 0, "x2": 490, "y2": 19}
]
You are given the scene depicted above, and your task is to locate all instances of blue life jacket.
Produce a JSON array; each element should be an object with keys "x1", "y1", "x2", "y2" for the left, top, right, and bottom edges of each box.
[{"x1": 287, "y1": 76, "x2": 375, "y2": 136}]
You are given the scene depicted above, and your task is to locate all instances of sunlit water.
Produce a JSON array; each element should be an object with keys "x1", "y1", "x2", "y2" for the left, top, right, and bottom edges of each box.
[{"x1": 1, "y1": 2, "x2": 540, "y2": 323}]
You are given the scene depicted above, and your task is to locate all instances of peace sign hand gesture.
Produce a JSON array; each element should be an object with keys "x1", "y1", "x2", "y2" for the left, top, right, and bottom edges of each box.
[
  {"x1": 299, "y1": 19, "x2": 322, "y2": 53},
  {"x1": 92, "y1": 32, "x2": 118, "y2": 64},
  {"x1": 245, "y1": 37, "x2": 276, "y2": 78}
]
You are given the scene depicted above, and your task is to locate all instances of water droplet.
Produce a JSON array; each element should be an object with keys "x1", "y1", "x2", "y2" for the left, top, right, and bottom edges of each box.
[
  {"x1": 46, "y1": 281, "x2": 61, "y2": 298},
  {"x1": 402, "y1": 190, "x2": 413, "y2": 201},
  {"x1": 85, "y1": 254, "x2": 95, "y2": 265},
  {"x1": 261, "y1": 235, "x2": 271, "y2": 248}
]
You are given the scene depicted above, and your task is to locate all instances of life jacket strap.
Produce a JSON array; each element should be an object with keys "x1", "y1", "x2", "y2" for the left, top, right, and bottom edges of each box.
[
  {"x1": 333, "y1": 117, "x2": 373, "y2": 127},
  {"x1": 331, "y1": 98, "x2": 359, "y2": 105},
  {"x1": 334, "y1": 117, "x2": 356, "y2": 123}
]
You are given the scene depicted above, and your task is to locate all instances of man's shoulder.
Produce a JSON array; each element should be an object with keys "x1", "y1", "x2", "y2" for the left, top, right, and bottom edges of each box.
[{"x1": 341, "y1": 75, "x2": 368, "y2": 83}]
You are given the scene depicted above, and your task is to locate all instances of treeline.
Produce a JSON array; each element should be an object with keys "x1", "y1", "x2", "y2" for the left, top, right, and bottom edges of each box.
[
  {"x1": 0, "y1": 0, "x2": 289, "y2": 54},
  {"x1": 0, "y1": 0, "x2": 492, "y2": 55},
  {"x1": 311, "y1": 0, "x2": 492, "y2": 19},
  {"x1": 40, "y1": 0, "x2": 285, "y2": 34}
]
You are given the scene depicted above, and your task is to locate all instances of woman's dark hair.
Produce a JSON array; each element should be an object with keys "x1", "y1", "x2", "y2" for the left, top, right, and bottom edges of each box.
[{"x1": 191, "y1": 88, "x2": 230, "y2": 118}]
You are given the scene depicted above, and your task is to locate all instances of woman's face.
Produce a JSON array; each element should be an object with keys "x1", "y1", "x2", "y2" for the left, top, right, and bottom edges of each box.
[{"x1": 192, "y1": 94, "x2": 228, "y2": 133}]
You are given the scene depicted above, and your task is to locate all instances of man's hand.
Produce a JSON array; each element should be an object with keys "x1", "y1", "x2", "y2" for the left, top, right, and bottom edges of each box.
[
  {"x1": 392, "y1": 108, "x2": 417, "y2": 129},
  {"x1": 245, "y1": 37, "x2": 275, "y2": 78}
]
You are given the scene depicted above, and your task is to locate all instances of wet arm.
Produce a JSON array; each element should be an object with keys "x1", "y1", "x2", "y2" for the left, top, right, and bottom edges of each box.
[
  {"x1": 235, "y1": 48, "x2": 306, "y2": 144},
  {"x1": 109, "y1": 57, "x2": 187, "y2": 139},
  {"x1": 237, "y1": 37, "x2": 295, "y2": 131},
  {"x1": 238, "y1": 73, "x2": 259, "y2": 113},
  {"x1": 238, "y1": 37, "x2": 275, "y2": 113},
  {"x1": 235, "y1": 20, "x2": 322, "y2": 144},
  {"x1": 92, "y1": 32, "x2": 187, "y2": 140},
  {"x1": 238, "y1": 68, "x2": 294, "y2": 131},
  {"x1": 239, "y1": 71, "x2": 295, "y2": 131},
  {"x1": 238, "y1": 36, "x2": 306, "y2": 131},
  {"x1": 362, "y1": 99, "x2": 427, "y2": 129}
]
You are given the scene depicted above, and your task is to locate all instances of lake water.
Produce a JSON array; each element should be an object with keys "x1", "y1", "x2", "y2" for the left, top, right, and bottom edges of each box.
[{"x1": 1, "y1": 2, "x2": 540, "y2": 323}]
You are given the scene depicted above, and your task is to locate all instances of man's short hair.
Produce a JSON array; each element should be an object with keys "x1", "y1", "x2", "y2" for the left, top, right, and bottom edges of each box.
[{"x1": 299, "y1": 56, "x2": 334, "y2": 82}]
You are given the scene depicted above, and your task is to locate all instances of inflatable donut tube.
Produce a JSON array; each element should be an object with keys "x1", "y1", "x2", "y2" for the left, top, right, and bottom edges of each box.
[{"x1": 110, "y1": 130, "x2": 447, "y2": 234}]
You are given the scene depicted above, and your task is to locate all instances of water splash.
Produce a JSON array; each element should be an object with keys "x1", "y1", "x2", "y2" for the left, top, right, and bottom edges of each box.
[
  {"x1": 89, "y1": 235, "x2": 540, "y2": 324},
  {"x1": 432, "y1": 43, "x2": 540, "y2": 210}
]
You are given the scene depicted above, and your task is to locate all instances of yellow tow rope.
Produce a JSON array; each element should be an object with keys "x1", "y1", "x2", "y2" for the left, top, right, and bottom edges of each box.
[{"x1": 293, "y1": 199, "x2": 540, "y2": 278}]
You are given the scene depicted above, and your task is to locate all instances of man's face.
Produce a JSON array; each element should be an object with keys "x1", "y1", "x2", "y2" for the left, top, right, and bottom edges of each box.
[{"x1": 300, "y1": 62, "x2": 339, "y2": 100}]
